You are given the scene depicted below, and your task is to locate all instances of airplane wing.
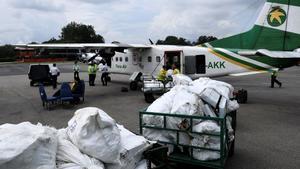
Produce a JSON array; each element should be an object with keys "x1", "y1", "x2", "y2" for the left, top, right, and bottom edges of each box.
[
  {"x1": 14, "y1": 43, "x2": 151, "y2": 50},
  {"x1": 256, "y1": 49, "x2": 300, "y2": 58}
]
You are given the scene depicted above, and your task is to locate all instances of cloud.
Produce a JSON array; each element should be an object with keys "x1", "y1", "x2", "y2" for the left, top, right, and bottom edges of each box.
[
  {"x1": 0, "y1": 0, "x2": 266, "y2": 44},
  {"x1": 10, "y1": 0, "x2": 64, "y2": 12}
]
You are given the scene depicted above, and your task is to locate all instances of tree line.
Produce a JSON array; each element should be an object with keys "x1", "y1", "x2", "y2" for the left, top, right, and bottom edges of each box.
[{"x1": 0, "y1": 21, "x2": 218, "y2": 61}]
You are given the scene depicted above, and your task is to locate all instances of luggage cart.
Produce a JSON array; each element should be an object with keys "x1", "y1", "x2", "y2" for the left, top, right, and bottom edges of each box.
[
  {"x1": 139, "y1": 110, "x2": 236, "y2": 169},
  {"x1": 141, "y1": 75, "x2": 175, "y2": 103}
]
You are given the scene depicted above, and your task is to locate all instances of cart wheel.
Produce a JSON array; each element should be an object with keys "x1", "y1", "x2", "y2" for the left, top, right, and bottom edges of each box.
[
  {"x1": 130, "y1": 81, "x2": 138, "y2": 90},
  {"x1": 145, "y1": 93, "x2": 155, "y2": 103},
  {"x1": 236, "y1": 89, "x2": 247, "y2": 104},
  {"x1": 30, "y1": 80, "x2": 35, "y2": 86},
  {"x1": 229, "y1": 139, "x2": 235, "y2": 157}
]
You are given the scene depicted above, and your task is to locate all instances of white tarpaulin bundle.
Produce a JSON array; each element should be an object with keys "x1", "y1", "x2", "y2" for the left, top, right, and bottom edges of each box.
[
  {"x1": 56, "y1": 129, "x2": 105, "y2": 169},
  {"x1": 67, "y1": 107, "x2": 121, "y2": 164},
  {"x1": 143, "y1": 76, "x2": 239, "y2": 160},
  {"x1": 0, "y1": 122, "x2": 58, "y2": 169}
]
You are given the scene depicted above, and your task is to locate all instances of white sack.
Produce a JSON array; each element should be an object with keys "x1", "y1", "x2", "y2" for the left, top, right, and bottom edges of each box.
[
  {"x1": 218, "y1": 96, "x2": 227, "y2": 118},
  {"x1": 172, "y1": 74, "x2": 192, "y2": 86},
  {"x1": 191, "y1": 121, "x2": 221, "y2": 161},
  {"x1": 200, "y1": 88, "x2": 221, "y2": 108},
  {"x1": 144, "y1": 89, "x2": 177, "y2": 127},
  {"x1": 106, "y1": 125, "x2": 153, "y2": 169},
  {"x1": 203, "y1": 104, "x2": 216, "y2": 118},
  {"x1": 135, "y1": 160, "x2": 147, "y2": 169},
  {"x1": 0, "y1": 122, "x2": 57, "y2": 169},
  {"x1": 56, "y1": 129, "x2": 104, "y2": 169},
  {"x1": 227, "y1": 100, "x2": 239, "y2": 112},
  {"x1": 67, "y1": 107, "x2": 121, "y2": 164},
  {"x1": 189, "y1": 78, "x2": 234, "y2": 99}
]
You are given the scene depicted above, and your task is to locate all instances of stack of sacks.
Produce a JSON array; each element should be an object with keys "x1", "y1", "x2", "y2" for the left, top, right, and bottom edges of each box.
[
  {"x1": 66, "y1": 107, "x2": 122, "y2": 164},
  {"x1": 142, "y1": 76, "x2": 239, "y2": 160},
  {"x1": 64, "y1": 107, "x2": 153, "y2": 169},
  {"x1": 0, "y1": 107, "x2": 153, "y2": 169},
  {"x1": 0, "y1": 122, "x2": 58, "y2": 169}
]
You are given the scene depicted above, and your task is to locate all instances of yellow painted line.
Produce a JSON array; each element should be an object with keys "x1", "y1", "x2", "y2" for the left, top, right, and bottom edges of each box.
[{"x1": 208, "y1": 48, "x2": 261, "y2": 71}]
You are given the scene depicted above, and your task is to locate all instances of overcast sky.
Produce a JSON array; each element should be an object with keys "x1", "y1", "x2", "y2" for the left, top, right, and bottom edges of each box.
[{"x1": 0, "y1": 0, "x2": 265, "y2": 44}]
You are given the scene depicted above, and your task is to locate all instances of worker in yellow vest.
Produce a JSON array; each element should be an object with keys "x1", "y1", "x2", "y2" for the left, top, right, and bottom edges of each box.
[
  {"x1": 157, "y1": 65, "x2": 167, "y2": 81},
  {"x1": 172, "y1": 64, "x2": 180, "y2": 75},
  {"x1": 88, "y1": 62, "x2": 98, "y2": 86},
  {"x1": 271, "y1": 70, "x2": 282, "y2": 88}
]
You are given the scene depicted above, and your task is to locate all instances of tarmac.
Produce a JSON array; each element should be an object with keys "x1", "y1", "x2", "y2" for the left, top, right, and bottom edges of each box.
[{"x1": 0, "y1": 62, "x2": 299, "y2": 169}]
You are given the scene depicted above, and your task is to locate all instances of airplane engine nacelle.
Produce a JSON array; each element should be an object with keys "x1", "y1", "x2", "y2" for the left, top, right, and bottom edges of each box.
[{"x1": 99, "y1": 49, "x2": 116, "y2": 67}]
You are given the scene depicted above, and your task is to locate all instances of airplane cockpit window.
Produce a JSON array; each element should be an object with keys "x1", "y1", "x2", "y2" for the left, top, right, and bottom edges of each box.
[
  {"x1": 120, "y1": 57, "x2": 123, "y2": 62},
  {"x1": 156, "y1": 56, "x2": 160, "y2": 62},
  {"x1": 148, "y1": 56, "x2": 152, "y2": 62},
  {"x1": 125, "y1": 57, "x2": 129, "y2": 62}
]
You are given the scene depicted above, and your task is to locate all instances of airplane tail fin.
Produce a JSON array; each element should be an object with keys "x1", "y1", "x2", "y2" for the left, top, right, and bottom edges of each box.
[{"x1": 204, "y1": 0, "x2": 300, "y2": 51}]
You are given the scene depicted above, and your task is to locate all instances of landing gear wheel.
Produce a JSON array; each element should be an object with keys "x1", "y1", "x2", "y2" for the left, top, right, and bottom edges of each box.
[
  {"x1": 106, "y1": 76, "x2": 111, "y2": 82},
  {"x1": 144, "y1": 93, "x2": 155, "y2": 103},
  {"x1": 236, "y1": 89, "x2": 248, "y2": 104},
  {"x1": 130, "y1": 81, "x2": 138, "y2": 91}
]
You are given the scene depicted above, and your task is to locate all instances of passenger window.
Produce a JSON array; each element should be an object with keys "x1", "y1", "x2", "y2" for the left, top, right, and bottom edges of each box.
[
  {"x1": 120, "y1": 57, "x2": 123, "y2": 62},
  {"x1": 148, "y1": 56, "x2": 152, "y2": 62},
  {"x1": 116, "y1": 57, "x2": 118, "y2": 62},
  {"x1": 125, "y1": 57, "x2": 129, "y2": 62},
  {"x1": 156, "y1": 56, "x2": 160, "y2": 62}
]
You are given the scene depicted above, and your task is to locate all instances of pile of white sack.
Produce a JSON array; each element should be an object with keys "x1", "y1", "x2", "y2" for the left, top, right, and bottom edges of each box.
[
  {"x1": 143, "y1": 75, "x2": 239, "y2": 161},
  {"x1": 0, "y1": 107, "x2": 153, "y2": 169}
]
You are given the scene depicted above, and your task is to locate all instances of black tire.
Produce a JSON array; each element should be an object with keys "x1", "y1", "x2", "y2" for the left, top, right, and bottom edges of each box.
[
  {"x1": 228, "y1": 139, "x2": 235, "y2": 157},
  {"x1": 130, "y1": 81, "x2": 138, "y2": 91},
  {"x1": 237, "y1": 89, "x2": 248, "y2": 104},
  {"x1": 144, "y1": 93, "x2": 155, "y2": 103},
  {"x1": 30, "y1": 80, "x2": 34, "y2": 86},
  {"x1": 106, "y1": 76, "x2": 111, "y2": 82}
]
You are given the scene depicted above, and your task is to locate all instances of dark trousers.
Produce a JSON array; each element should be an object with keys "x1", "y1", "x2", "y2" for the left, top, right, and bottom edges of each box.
[
  {"x1": 74, "y1": 71, "x2": 79, "y2": 80},
  {"x1": 271, "y1": 75, "x2": 282, "y2": 88},
  {"x1": 89, "y1": 74, "x2": 96, "y2": 86},
  {"x1": 101, "y1": 72, "x2": 109, "y2": 86},
  {"x1": 52, "y1": 75, "x2": 58, "y2": 89}
]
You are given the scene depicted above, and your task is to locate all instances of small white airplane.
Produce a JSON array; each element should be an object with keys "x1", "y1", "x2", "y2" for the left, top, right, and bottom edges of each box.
[{"x1": 16, "y1": 0, "x2": 300, "y2": 90}]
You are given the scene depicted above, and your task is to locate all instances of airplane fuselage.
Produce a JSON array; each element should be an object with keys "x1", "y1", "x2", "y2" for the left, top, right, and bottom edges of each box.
[{"x1": 108, "y1": 45, "x2": 289, "y2": 79}]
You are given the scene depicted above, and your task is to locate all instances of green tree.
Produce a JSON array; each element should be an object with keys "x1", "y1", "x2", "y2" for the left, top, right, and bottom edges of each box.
[
  {"x1": 0, "y1": 45, "x2": 16, "y2": 62},
  {"x1": 59, "y1": 22, "x2": 105, "y2": 43},
  {"x1": 43, "y1": 37, "x2": 60, "y2": 44},
  {"x1": 156, "y1": 36, "x2": 192, "y2": 46},
  {"x1": 194, "y1": 36, "x2": 218, "y2": 45}
]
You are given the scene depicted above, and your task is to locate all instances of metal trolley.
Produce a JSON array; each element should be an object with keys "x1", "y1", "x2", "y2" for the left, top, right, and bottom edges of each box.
[
  {"x1": 139, "y1": 110, "x2": 236, "y2": 169},
  {"x1": 141, "y1": 75, "x2": 175, "y2": 103}
]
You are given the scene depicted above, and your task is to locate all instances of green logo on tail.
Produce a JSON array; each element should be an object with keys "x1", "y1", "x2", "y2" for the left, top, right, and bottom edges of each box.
[{"x1": 267, "y1": 7, "x2": 287, "y2": 27}]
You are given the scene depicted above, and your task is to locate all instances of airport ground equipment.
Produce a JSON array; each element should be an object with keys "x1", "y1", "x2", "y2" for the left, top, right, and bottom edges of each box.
[
  {"x1": 141, "y1": 75, "x2": 175, "y2": 103},
  {"x1": 129, "y1": 72, "x2": 143, "y2": 90},
  {"x1": 28, "y1": 64, "x2": 53, "y2": 86},
  {"x1": 139, "y1": 110, "x2": 236, "y2": 169}
]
